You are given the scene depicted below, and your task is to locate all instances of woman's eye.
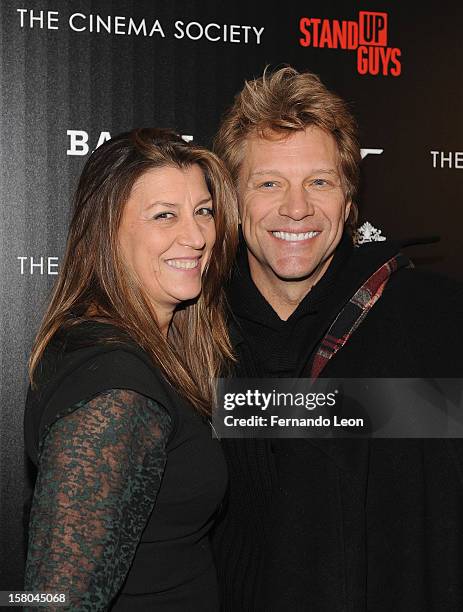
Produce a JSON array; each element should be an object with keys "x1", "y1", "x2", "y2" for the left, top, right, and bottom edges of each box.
[
  {"x1": 154, "y1": 211, "x2": 175, "y2": 220},
  {"x1": 196, "y1": 207, "x2": 214, "y2": 217}
]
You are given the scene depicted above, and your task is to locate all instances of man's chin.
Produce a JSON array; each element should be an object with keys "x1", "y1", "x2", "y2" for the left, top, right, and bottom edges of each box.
[
  {"x1": 271, "y1": 266, "x2": 320, "y2": 283},
  {"x1": 266, "y1": 248, "x2": 336, "y2": 284}
]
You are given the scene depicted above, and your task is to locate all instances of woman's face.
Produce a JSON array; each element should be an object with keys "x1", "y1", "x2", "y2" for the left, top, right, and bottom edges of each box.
[{"x1": 118, "y1": 164, "x2": 216, "y2": 316}]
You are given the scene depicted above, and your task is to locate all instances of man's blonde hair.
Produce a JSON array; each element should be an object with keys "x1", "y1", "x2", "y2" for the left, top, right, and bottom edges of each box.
[{"x1": 214, "y1": 66, "x2": 361, "y2": 231}]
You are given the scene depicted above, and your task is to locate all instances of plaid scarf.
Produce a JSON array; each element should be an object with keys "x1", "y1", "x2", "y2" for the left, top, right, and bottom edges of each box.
[{"x1": 309, "y1": 252, "x2": 412, "y2": 379}]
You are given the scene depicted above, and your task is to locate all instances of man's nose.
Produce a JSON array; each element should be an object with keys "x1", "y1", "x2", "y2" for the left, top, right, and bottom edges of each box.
[{"x1": 278, "y1": 185, "x2": 315, "y2": 220}]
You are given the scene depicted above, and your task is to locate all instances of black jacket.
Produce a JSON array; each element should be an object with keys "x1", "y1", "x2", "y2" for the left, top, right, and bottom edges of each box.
[{"x1": 213, "y1": 235, "x2": 463, "y2": 612}]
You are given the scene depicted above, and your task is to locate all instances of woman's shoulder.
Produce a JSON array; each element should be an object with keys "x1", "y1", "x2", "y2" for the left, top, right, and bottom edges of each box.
[
  {"x1": 36, "y1": 320, "x2": 156, "y2": 396},
  {"x1": 51, "y1": 319, "x2": 134, "y2": 352},
  {"x1": 44, "y1": 318, "x2": 153, "y2": 370},
  {"x1": 25, "y1": 320, "x2": 180, "y2": 464}
]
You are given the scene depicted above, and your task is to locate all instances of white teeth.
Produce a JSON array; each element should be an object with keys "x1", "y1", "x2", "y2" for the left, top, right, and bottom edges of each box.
[
  {"x1": 165, "y1": 259, "x2": 199, "y2": 270},
  {"x1": 272, "y1": 231, "x2": 319, "y2": 242}
]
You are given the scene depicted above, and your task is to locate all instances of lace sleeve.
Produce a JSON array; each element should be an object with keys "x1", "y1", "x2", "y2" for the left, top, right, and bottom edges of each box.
[{"x1": 24, "y1": 388, "x2": 172, "y2": 611}]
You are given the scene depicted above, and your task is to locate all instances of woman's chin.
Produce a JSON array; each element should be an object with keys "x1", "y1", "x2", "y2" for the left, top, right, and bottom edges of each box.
[{"x1": 170, "y1": 287, "x2": 203, "y2": 305}]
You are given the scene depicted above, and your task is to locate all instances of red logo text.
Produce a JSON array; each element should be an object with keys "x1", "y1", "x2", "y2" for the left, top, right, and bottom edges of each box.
[{"x1": 299, "y1": 11, "x2": 401, "y2": 77}]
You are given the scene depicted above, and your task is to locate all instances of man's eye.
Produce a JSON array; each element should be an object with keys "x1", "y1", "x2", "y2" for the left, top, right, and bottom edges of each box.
[
  {"x1": 154, "y1": 211, "x2": 175, "y2": 220},
  {"x1": 196, "y1": 207, "x2": 214, "y2": 217},
  {"x1": 259, "y1": 181, "x2": 278, "y2": 188},
  {"x1": 312, "y1": 178, "x2": 328, "y2": 187}
]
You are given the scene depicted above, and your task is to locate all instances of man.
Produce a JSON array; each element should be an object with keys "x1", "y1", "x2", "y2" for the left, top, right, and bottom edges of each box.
[{"x1": 212, "y1": 67, "x2": 463, "y2": 611}]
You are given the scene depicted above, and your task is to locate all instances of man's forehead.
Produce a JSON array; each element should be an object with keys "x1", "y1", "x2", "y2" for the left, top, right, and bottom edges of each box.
[
  {"x1": 240, "y1": 127, "x2": 339, "y2": 170},
  {"x1": 245, "y1": 128, "x2": 298, "y2": 149},
  {"x1": 247, "y1": 126, "x2": 335, "y2": 148}
]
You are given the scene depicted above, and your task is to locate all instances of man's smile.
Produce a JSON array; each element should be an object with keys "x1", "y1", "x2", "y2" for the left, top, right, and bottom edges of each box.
[{"x1": 270, "y1": 230, "x2": 321, "y2": 242}]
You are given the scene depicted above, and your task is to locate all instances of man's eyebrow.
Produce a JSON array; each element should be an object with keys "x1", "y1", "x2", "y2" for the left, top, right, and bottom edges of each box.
[
  {"x1": 249, "y1": 169, "x2": 285, "y2": 177},
  {"x1": 310, "y1": 168, "x2": 339, "y2": 176},
  {"x1": 249, "y1": 168, "x2": 339, "y2": 177},
  {"x1": 309, "y1": 168, "x2": 339, "y2": 175}
]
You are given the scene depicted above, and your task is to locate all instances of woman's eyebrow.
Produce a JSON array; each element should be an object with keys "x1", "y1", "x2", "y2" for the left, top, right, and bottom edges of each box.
[
  {"x1": 145, "y1": 196, "x2": 212, "y2": 210},
  {"x1": 145, "y1": 201, "x2": 178, "y2": 210},
  {"x1": 195, "y1": 197, "x2": 213, "y2": 206}
]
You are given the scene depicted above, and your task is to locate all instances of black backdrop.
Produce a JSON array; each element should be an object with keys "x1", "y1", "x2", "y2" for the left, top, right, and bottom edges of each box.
[{"x1": 1, "y1": 0, "x2": 461, "y2": 589}]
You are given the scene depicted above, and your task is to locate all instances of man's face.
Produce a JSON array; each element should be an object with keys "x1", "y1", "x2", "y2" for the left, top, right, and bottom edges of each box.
[{"x1": 238, "y1": 126, "x2": 351, "y2": 292}]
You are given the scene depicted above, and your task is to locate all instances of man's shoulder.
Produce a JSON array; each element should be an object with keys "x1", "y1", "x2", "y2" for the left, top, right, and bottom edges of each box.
[
  {"x1": 347, "y1": 244, "x2": 463, "y2": 338},
  {"x1": 351, "y1": 240, "x2": 462, "y2": 300},
  {"x1": 385, "y1": 263, "x2": 463, "y2": 302},
  {"x1": 370, "y1": 263, "x2": 463, "y2": 351}
]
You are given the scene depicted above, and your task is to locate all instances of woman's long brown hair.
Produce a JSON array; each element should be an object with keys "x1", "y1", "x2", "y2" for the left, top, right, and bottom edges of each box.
[{"x1": 29, "y1": 128, "x2": 239, "y2": 416}]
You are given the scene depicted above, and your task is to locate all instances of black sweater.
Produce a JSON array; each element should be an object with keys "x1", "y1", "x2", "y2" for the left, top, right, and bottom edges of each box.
[{"x1": 213, "y1": 235, "x2": 463, "y2": 612}]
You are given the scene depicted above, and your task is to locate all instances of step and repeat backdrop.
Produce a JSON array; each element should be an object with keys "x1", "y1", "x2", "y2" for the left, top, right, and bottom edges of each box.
[{"x1": 0, "y1": 0, "x2": 461, "y2": 588}]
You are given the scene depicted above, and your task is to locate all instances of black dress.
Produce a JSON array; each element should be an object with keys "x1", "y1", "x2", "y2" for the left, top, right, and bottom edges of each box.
[{"x1": 24, "y1": 321, "x2": 227, "y2": 611}]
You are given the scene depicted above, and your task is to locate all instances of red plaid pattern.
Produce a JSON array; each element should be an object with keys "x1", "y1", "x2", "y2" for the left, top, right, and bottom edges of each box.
[{"x1": 309, "y1": 253, "x2": 411, "y2": 379}]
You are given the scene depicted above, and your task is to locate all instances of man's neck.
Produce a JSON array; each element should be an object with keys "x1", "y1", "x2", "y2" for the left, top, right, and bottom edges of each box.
[{"x1": 248, "y1": 255, "x2": 333, "y2": 321}]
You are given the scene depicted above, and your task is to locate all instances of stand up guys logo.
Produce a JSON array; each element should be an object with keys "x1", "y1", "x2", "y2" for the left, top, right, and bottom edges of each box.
[{"x1": 299, "y1": 11, "x2": 402, "y2": 76}]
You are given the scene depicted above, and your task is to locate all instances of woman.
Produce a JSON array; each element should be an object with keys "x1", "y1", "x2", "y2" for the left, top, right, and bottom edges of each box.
[{"x1": 23, "y1": 128, "x2": 238, "y2": 610}]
